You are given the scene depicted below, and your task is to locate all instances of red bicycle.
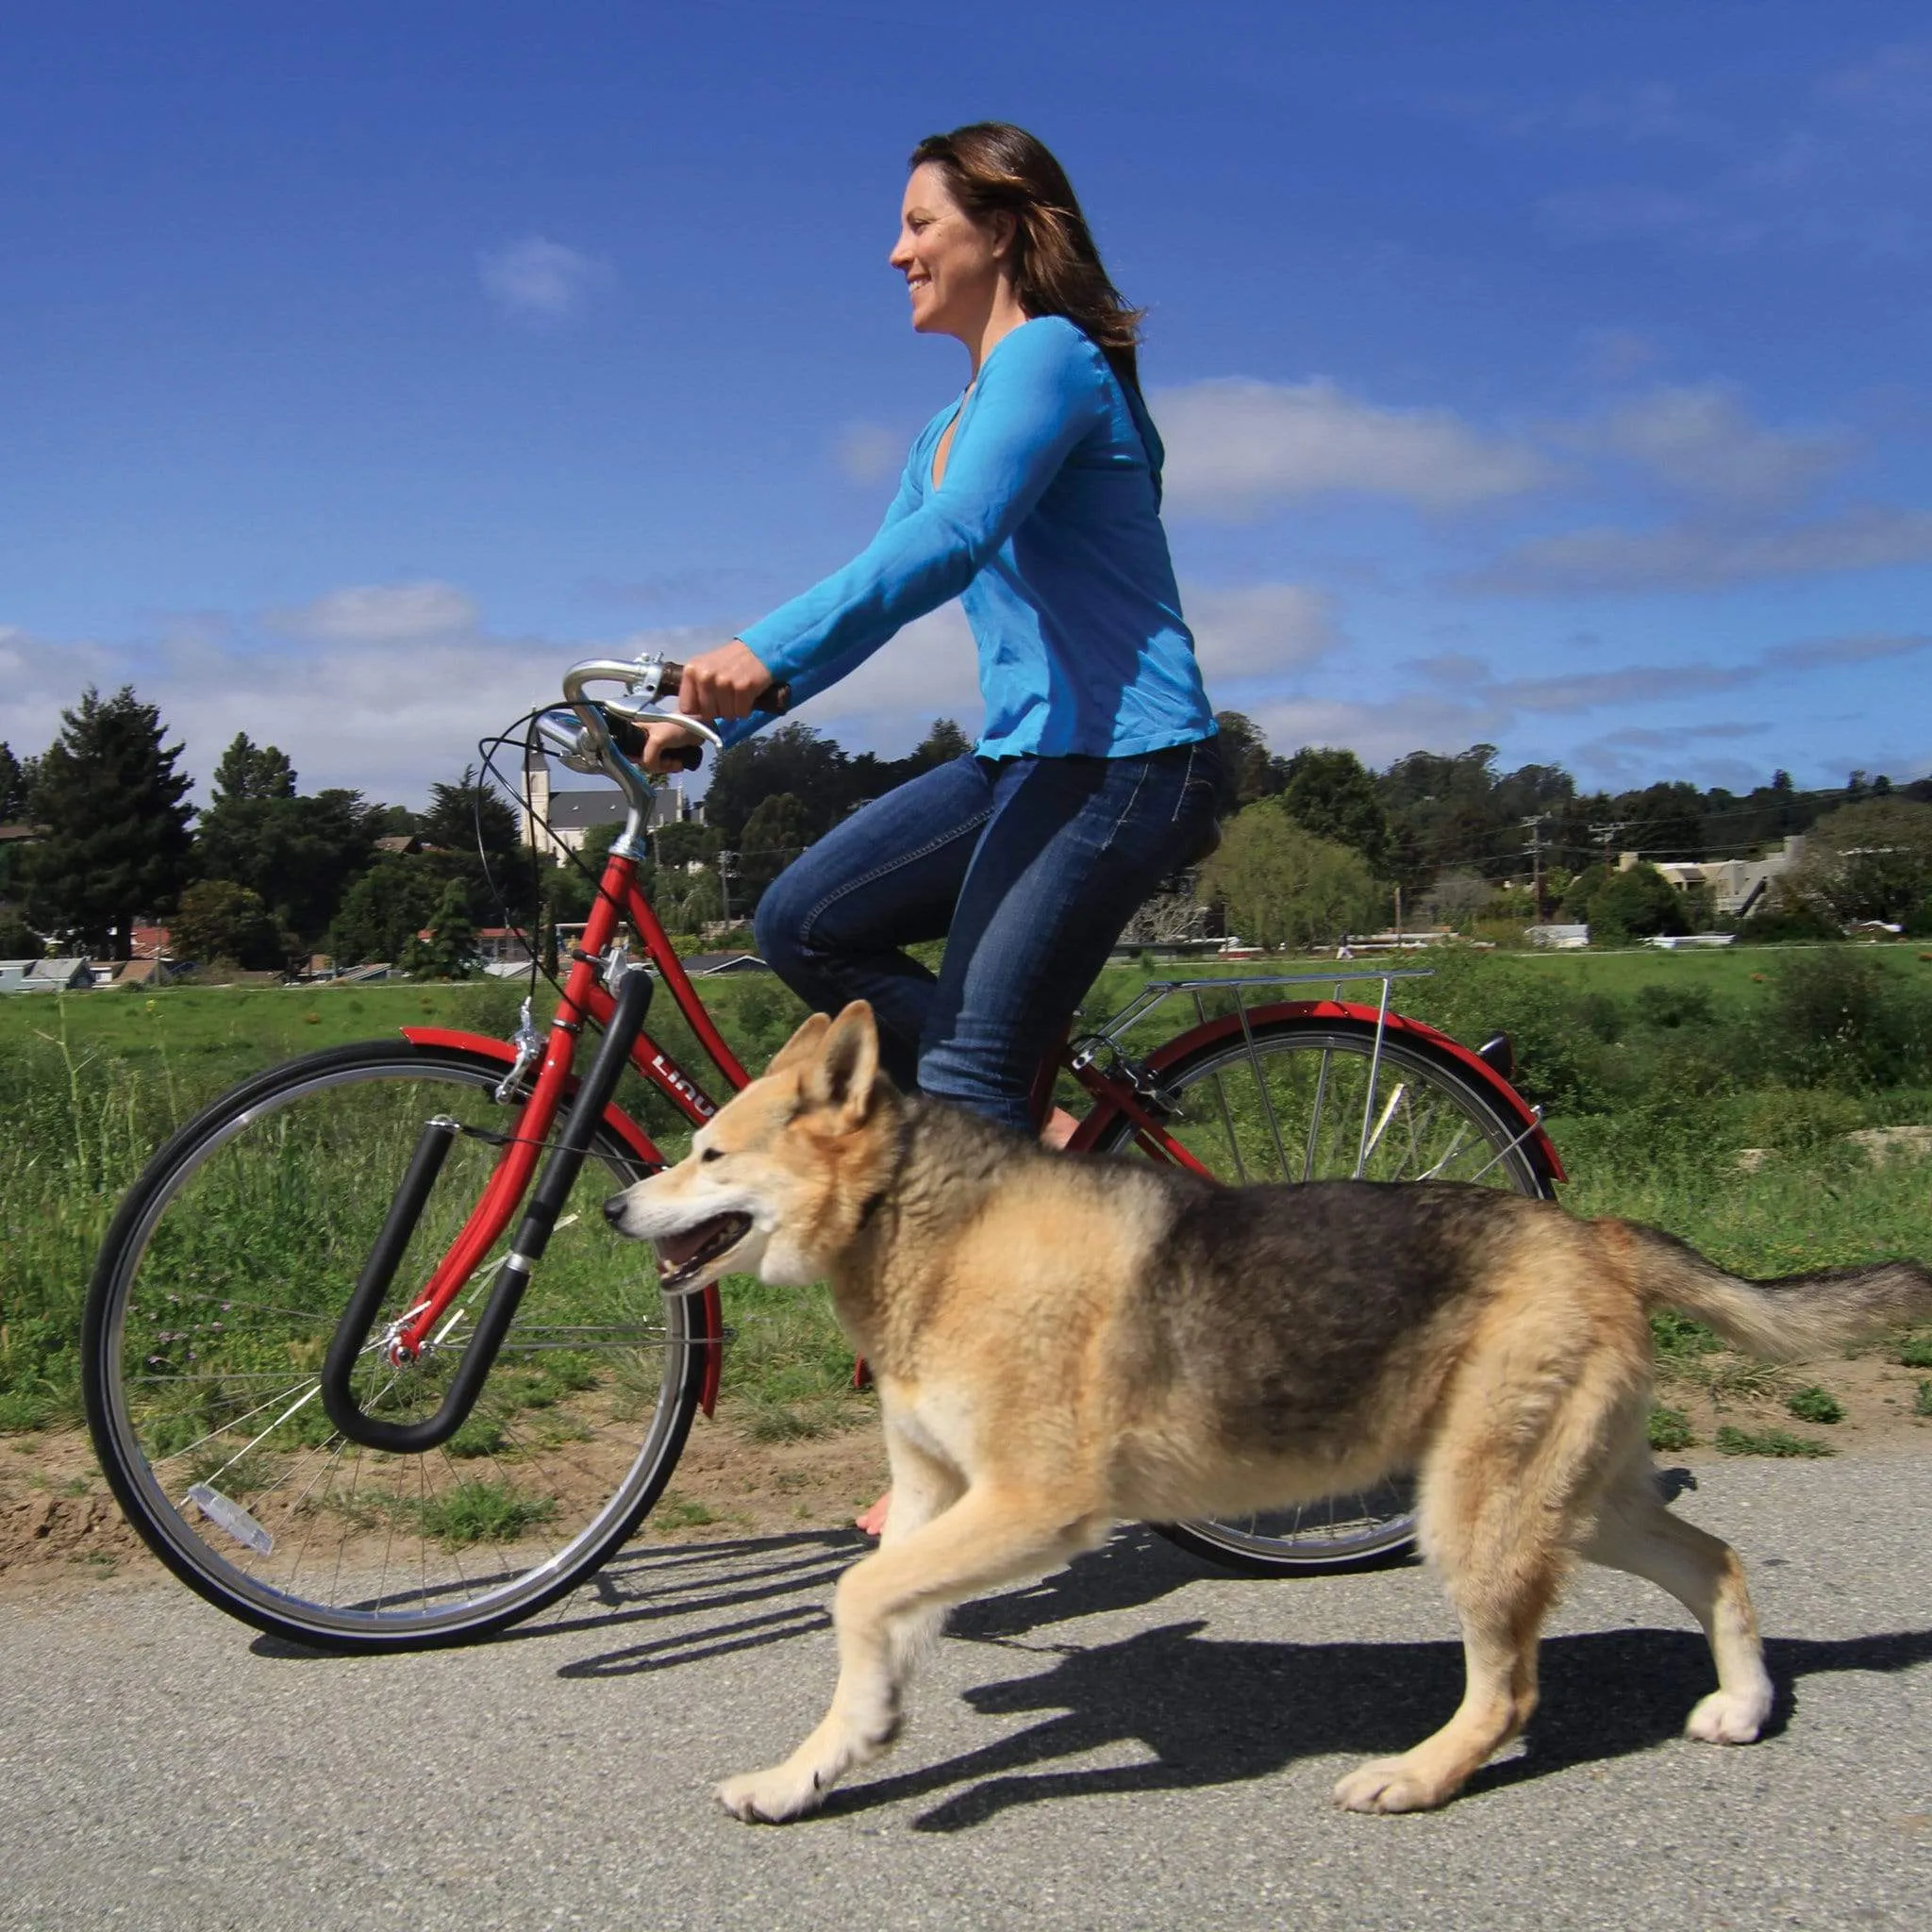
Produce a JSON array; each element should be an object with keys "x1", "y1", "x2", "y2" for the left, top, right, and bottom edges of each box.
[{"x1": 83, "y1": 655, "x2": 1562, "y2": 1651}]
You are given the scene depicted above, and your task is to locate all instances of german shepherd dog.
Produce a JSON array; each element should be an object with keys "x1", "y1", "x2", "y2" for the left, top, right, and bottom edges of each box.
[{"x1": 604, "y1": 1003, "x2": 1932, "y2": 1824}]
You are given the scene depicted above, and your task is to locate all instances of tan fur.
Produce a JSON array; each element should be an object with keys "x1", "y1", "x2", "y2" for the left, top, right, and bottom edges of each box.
[{"x1": 603, "y1": 1003, "x2": 1924, "y2": 1823}]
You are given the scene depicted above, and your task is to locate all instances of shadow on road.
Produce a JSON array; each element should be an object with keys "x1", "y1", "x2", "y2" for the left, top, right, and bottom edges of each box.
[{"x1": 821, "y1": 1621, "x2": 1932, "y2": 1831}]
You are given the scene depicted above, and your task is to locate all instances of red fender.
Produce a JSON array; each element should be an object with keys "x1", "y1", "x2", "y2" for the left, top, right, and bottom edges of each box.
[
  {"x1": 1072, "y1": 1000, "x2": 1565, "y2": 1184},
  {"x1": 402, "y1": 1026, "x2": 724, "y2": 1414}
]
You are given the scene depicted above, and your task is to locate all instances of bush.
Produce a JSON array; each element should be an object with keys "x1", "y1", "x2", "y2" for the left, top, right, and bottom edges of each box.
[
  {"x1": 1715, "y1": 1424, "x2": 1834, "y2": 1458},
  {"x1": 1634, "y1": 983, "x2": 1715, "y2": 1031},
  {"x1": 1647, "y1": 1407, "x2": 1694, "y2": 1452},
  {"x1": 1589, "y1": 865, "x2": 1687, "y2": 944},
  {"x1": 1753, "y1": 949, "x2": 1932, "y2": 1090},
  {"x1": 1785, "y1": 1385, "x2": 1844, "y2": 1424}
]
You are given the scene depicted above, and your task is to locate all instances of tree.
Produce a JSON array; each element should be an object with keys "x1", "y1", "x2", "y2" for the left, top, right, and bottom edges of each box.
[
  {"x1": 1424, "y1": 869, "x2": 1496, "y2": 929},
  {"x1": 0, "y1": 742, "x2": 30, "y2": 822},
  {"x1": 24, "y1": 687, "x2": 195, "y2": 958},
  {"x1": 654, "y1": 820, "x2": 716, "y2": 870},
  {"x1": 703, "y1": 724, "x2": 853, "y2": 846},
  {"x1": 1202, "y1": 799, "x2": 1385, "y2": 953},
  {"x1": 1587, "y1": 864, "x2": 1686, "y2": 944},
  {"x1": 418, "y1": 766, "x2": 534, "y2": 927},
  {"x1": 171, "y1": 879, "x2": 285, "y2": 971},
  {"x1": 403, "y1": 879, "x2": 479, "y2": 979},
  {"x1": 210, "y1": 732, "x2": 296, "y2": 805},
  {"x1": 1780, "y1": 797, "x2": 1932, "y2": 928},
  {"x1": 738, "y1": 792, "x2": 809, "y2": 901},
  {"x1": 326, "y1": 859, "x2": 442, "y2": 966},
  {"x1": 1209, "y1": 711, "x2": 1286, "y2": 815},
  {"x1": 1280, "y1": 747, "x2": 1391, "y2": 872}
]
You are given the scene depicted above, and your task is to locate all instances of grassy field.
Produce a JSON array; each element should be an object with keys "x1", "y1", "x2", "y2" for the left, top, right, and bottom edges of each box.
[{"x1": 4, "y1": 943, "x2": 1931, "y2": 1456}]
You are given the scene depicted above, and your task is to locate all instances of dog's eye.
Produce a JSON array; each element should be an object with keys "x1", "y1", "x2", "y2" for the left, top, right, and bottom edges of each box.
[{"x1": 700, "y1": 1147, "x2": 724, "y2": 1163}]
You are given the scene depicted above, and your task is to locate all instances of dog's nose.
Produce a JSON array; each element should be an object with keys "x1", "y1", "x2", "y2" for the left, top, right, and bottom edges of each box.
[{"x1": 603, "y1": 1195, "x2": 628, "y2": 1227}]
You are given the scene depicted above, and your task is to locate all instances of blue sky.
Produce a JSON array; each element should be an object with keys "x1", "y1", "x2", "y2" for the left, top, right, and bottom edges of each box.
[{"x1": 3, "y1": 0, "x2": 1928, "y2": 806}]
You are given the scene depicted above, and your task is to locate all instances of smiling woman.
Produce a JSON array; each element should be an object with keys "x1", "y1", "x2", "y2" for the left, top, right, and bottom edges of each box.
[{"x1": 640, "y1": 123, "x2": 1221, "y2": 1140}]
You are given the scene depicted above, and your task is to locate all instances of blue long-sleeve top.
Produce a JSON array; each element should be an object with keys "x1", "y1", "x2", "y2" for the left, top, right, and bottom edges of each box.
[{"x1": 731, "y1": 314, "x2": 1216, "y2": 760}]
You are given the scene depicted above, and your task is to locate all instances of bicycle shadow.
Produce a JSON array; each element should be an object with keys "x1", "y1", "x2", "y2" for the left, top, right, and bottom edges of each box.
[
  {"x1": 543, "y1": 1524, "x2": 1212, "y2": 1679},
  {"x1": 811, "y1": 1621, "x2": 1932, "y2": 1832}
]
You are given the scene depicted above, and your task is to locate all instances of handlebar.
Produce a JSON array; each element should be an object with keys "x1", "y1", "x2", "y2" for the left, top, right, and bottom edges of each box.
[{"x1": 544, "y1": 654, "x2": 793, "y2": 823}]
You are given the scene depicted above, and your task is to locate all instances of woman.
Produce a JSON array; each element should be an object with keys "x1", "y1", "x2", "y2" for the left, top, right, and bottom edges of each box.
[{"x1": 644, "y1": 122, "x2": 1221, "y2": 1146}]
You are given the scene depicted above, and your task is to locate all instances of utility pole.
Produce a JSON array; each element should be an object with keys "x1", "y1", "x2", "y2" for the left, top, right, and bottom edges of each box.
[
  {"x1": 1520, "y1": 814, "x2": 1548, "y2": 918},
  {"x1": 1590, "y1": 820, "x2": 1629, "y2": 866},
  {"x1": 716, "y1": 851, "x2": 736, "y2": 927}
]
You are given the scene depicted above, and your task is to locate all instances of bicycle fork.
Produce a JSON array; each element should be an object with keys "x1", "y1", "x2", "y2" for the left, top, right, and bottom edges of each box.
[{"x1": 319, "y1": 966, "x2": 657, "y2": 1455}]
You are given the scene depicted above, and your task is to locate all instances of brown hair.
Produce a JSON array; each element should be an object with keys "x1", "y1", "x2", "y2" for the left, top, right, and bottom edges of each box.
[{"x1": 908, "y1": 122, "x2": 1146, "y2": 394}]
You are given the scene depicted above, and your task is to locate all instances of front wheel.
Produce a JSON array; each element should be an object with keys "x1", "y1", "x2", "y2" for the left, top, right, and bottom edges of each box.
[
  {"x1": 83, "y1": 1040, "x2": 714, "y2": 1650},
  {"x1": 1091, "y1": 1016, "x2": 1558, "y2": 1577}
]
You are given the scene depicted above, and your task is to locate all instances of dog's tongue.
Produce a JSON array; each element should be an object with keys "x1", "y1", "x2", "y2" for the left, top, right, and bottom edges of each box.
[{"x1": 656, "y1": 1226, "x2": 709, "y2": 1272}]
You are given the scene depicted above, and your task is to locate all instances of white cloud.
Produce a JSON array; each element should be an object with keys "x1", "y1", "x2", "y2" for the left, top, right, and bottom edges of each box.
[
  {"x1": 1184, "y1": 583, "x2": 1336, "y2": 681},
  {"x1": 1764, "y1": 631, "x2": 1932, "y2": 672},
  {"x1": 1586, "y1": 384, "x2": 1850, "y2": 507},
  {"x1": 1155, "y1": 377, "x2": 1549, "y2": 517},
  {"x1": 835, "y1": 423, "x2": 909, "y2": 486},
  {"x1": 1467, "y1": 505, "x2": 1932, "y2": 593},
  {"x1": 477, "y1": 236, "x2": 614, "y2": 323},
  {"x1": 266, "y1": 580, "x2": 481, "y2": 645}
]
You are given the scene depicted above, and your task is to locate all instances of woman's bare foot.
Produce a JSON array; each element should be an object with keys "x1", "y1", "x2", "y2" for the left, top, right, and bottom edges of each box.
[
  {"x1": 1041, "y1": 1106, "x2": 1080, "y2": 1150},
  {"x1": 855, "y1": 1490, "x2": 891, "y2": 1537}
]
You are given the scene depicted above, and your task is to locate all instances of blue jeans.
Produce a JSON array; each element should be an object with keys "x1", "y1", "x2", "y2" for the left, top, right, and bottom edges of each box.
[{"x1": 753, "y1": 741, "x2": 1221, "y2": 1130}]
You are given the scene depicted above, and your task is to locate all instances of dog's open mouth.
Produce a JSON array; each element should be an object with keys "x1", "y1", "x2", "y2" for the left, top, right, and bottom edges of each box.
[{"x1": 654, "y1": 1213, "x2": 754, "y2": 1292}]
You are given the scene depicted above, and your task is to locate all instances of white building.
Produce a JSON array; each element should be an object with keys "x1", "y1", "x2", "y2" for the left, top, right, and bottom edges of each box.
[
  {"x1": 521, "y1": 743, "x2": 698, "y2": 860},
  {"x1": 1620, "y1": 835, "x2": 1805, "y2": 918}
]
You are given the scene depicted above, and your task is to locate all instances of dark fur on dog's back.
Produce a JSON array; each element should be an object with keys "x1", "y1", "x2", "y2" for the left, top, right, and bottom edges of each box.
[{"x1": 1135, "y1": 1178, "x2": 1527, "y2": 1439}]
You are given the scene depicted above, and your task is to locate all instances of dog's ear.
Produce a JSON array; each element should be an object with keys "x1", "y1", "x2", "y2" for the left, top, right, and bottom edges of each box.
[
  {"x1": 764, "y1": 1011, "x2": 833, "y2": 1077},
  {"x1": 799, "y1": 1001, "x2": 880, "y2": 1126}
]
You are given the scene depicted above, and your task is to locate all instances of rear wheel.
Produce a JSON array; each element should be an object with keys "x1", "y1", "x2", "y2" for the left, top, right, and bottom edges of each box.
[
  {"x1": 1091, "y1": 1017, "x2": 1557, "y2": 1576},
  {"x1": 83, "y1": 1041, "x2": 712, "y2": 1650}
]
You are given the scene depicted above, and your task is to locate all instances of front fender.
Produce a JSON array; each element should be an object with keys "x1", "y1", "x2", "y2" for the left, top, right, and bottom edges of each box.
[{"x1": 402, "y1": 1026, "x2": 724, "y2": 1414}]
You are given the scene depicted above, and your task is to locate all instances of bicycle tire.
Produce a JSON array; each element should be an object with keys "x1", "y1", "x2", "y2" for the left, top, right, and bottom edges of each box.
[
  {"x1": 83, "y1": 1039, "x2": 714, "y2": 1651},
  {"x1": 1091, "y1": 1015, "x2": 1558, "y2": 1577}
]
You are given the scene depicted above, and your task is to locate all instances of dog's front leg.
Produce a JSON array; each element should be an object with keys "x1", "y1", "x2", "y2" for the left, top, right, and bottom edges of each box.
[{"x1": 715, "y1": 1484, "x2": 1098, "y2": 1824}]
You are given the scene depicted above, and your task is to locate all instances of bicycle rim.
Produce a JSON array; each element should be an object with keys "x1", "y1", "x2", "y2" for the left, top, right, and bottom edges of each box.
[
  {"x1": 1097, "y1": 1018, "x2": 1557, "y2": 1576},
  {"x1": 84, "y1": 1041, "x2": 709, "y2": 1649}
]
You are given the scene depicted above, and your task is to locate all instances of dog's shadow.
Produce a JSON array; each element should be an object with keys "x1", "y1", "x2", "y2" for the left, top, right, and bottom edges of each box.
[{"x1": 828, "y1": 1618, "x2": 1932, "y2": 1832}]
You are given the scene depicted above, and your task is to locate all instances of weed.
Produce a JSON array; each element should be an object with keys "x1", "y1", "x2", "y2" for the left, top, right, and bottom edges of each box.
[
  {"x1": 0, "y1": 1391, "x2": 51, "y2": 1433},
  {"x1": 1647, "y1": 1407, "x2": 1694, "y2": 1452},
  {"x1": 1650, "y1": 1311, "x2": 1721, "y2": 1360},
  {"x1": 654, "y1": 1495, "x2": 716, "y2": 1530},
  {"x1": 1916, "y1": 1381, "x2": 1932, "y2": 1418},
  {"x1": 1897, "y1": 1331, "x2": 1932, "y2": 1370},
  {"x1": 413, "y1": 1479, "x2": 558, "y2": 1549},
  {"x1": 447, "y1": 1417, "x2": 508, "y2": 1459},
  {"x1": 1785, "y1": 1385, "x2": 1845, "y2": 1424},
  {"x1": 1714, "y1": 1425, "x2": 1835, "y2": 1458}
]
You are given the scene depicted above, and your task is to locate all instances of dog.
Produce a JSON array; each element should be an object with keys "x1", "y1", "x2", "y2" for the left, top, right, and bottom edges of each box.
[{"x1": 603, "y1": 1001, "x2": 1932, "y2": 1823}]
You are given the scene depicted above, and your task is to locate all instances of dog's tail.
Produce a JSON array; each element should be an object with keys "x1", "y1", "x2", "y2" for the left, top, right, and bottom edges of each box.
[{"x1": 1621, "y1": 1222, "x2": 1932, "y2": 1360}]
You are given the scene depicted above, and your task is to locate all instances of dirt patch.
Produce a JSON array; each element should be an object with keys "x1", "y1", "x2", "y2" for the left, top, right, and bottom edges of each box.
[
  {"x1": 0, "y1": 1410, "x2": 891, "y2": 1596},
  {"x1": 1658, "y1": 1348, "x2": 1932, "y2": 1459}
]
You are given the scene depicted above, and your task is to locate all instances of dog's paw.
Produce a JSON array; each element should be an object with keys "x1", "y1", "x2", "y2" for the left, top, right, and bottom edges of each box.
[
  {"x1": 1684, "y1": 1686, "x2": 1770, "y2": 1745},
  {"x1": 714, "y1": 1763, "x2": 828, "y2": 1824},
  {"x1": 1333, "y1": 1757, "x2": 1446, "y2": 1814}
]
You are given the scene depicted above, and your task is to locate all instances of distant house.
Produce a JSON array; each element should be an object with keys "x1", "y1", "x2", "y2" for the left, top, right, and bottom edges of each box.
[
  {"x1": 1524, "y1": 924, "x2": 1591, "y2": 951},
  {"x1": 1623, "y1": 836, "x2": 1806, "y2": 918},
  {"x1": 520, "y1": 742, "x2": 698, "y2": 859},
  {"x1": 677, "y1": 951, "x2": 768, "y2": 976},
  {"x1": 373, "y1": 833, "x2": 423, "y2": 858},
  {"x1": 0, "y1": 956, "x2": 93, "y2": 994}
]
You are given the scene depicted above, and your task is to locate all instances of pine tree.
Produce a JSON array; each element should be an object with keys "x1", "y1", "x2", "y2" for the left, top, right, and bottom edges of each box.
[
  {"x1": 25, "y1": 688, "x2": 195, "y2": 958},
  {"x1": 0, "y1": 741, "x2": 30, "y2": 822}
]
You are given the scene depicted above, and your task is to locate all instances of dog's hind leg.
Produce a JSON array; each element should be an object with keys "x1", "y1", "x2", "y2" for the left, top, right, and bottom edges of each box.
[
  {"x1": 1580, "y1": 1455, "x2": 1773, "y2": 1745},
  {"x1": 1335, "y1": 1339, "x2": 1637, "y2": 1815},
  {"x1": 716, "y1": 1484, "x2": 1104, "y2": 1824}
]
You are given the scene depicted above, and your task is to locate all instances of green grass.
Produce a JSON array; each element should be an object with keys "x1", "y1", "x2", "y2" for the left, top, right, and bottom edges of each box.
[
  {"x1": 5, "y1": 946, "x2": 1930, "y2": 1448},
  {"x1": 1714, "y1": 1425, "x2": 1836, "y2": 1458},
  {"x1": 1897, "y1": 1332, "x2": 1932, "y2": 1369},
  {"x1": 412, "y1": 1479, "x2": 558, "y2": 1549},
  {"x1": 1647, "y1": 1407, "x2": 1695, "y2": 1452},
  {"x1": 1915, "y1": 1381, "x2": 1932, "y2": 1418},
  {"x1": 1785, "y1": 1385, "x2": 1845, "y2": 1425}
]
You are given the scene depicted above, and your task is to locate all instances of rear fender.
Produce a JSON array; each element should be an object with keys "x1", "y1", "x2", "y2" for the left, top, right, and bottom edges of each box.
[{"x1": 402, "y1": 1026, "x2": 724, "y2": 1413}]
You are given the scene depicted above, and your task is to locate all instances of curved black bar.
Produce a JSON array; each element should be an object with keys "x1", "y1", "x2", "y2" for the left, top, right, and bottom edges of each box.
[{"x1": 319, "y1": 965, "x2": 658, "y2": 1455}]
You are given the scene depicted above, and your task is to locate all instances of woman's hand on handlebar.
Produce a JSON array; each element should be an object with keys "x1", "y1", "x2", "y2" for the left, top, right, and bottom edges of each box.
[
  {"x1": 678, "y1": 640, "x2": 775, "y2": 722},
  {"x1": 640, "y1": 719, "x2": 707, "y2": 775}
]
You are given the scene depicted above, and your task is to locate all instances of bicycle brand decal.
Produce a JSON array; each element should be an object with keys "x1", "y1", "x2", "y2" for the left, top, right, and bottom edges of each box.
[{"x1": 648, "y1": 1051, "x2": 716, "y2": 1117}]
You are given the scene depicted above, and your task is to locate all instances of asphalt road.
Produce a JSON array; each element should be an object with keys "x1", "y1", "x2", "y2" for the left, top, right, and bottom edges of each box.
[{"x1": 3, "y1": 1457, "x2": 1929, "y2": 1931}]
